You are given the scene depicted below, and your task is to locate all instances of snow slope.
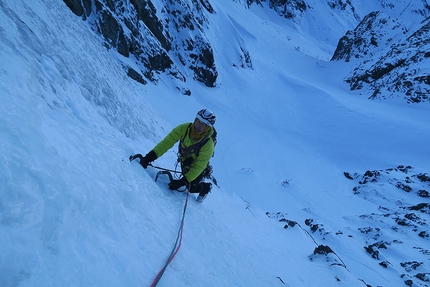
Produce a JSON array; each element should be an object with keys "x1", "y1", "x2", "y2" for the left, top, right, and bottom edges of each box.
[{"x1": 1, "y1": 0, "x2": 429, "y2": 286}]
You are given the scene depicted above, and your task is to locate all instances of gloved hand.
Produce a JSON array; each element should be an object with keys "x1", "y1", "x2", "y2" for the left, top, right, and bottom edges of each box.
[
  {"x1": 140, "y1": 150, "x2": 157, "y2": 169},
  {"x1": 168, "y1": 177, "x2": 188, "y2": 190}
]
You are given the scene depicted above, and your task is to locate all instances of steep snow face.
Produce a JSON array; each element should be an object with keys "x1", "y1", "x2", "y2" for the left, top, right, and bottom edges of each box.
[{"x1": 1, "y1": 0, "x2": 430, "y2": 287}]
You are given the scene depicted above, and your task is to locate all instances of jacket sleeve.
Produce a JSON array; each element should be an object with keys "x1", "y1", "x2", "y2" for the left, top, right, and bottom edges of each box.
[
  {"x1": 184, "y1": 137, "x2": 214, "y2": 182},
  {"x1": 152, "y1": 123, "x2": 190, "y2": 158}
]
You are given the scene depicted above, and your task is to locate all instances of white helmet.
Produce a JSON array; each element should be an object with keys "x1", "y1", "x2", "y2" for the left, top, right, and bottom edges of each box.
[{"x1": 196, "y1": 108, "x2": 216, "y2": 126}]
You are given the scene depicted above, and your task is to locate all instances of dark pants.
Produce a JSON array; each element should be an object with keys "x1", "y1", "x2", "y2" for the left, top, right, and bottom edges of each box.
[
  {"x1": 187, "y1": 173, "x2": 211, "y2": 194},
  {"x1": 181, "y1": 163, "x2": 212, "y2": 194}
]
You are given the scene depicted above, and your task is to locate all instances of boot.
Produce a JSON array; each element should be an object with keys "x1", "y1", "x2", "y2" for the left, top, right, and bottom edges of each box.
[{"x1": 196, "y1": 182, "x2": 212, "y2": 203}]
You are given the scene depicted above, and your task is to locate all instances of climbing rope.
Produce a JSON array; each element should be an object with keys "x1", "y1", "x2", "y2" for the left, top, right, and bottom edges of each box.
[
  {"x1": 129, "y1": 154, "x2": 191, "y2": 286},
  {"x1": 294, "y1": 221, "x2": 348, "y2": 270},
  {"x1": 149, "y1": 183, "x2": 191, "y2": 287}
]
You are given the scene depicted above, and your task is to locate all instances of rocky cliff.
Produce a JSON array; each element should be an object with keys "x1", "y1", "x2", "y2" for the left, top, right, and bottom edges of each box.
[
  {"x1": 332, "y1": 11, "x2": 430, "y2": 103},
  {"x1": 63, "y1": 0, "x2": 430, "y2": 101},
  {"x1": 63, "y1": 0, "x2": 234, "y2": 93}
]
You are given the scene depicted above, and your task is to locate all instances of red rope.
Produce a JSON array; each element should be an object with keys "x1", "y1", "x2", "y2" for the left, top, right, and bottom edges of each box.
[{"x1": 150, "y1": 187, "x2": 190, "y2": 287}]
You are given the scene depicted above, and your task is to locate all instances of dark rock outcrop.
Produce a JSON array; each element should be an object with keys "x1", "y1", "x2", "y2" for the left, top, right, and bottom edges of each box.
[
  {"x1": 63, "y1": 0, "x2": 219, "y2": 89},
  {"x1": 246, "y1": 0, "x2": 309, "y2": 20},
  {"x1": 332, "y1": 11, "x2": 430, "y2": 103}
]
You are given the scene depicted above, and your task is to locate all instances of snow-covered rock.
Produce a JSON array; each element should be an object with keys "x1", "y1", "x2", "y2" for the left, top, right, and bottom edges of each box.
[{"x1": 332, "y1": 11, "x2": 430, "y2": 102}]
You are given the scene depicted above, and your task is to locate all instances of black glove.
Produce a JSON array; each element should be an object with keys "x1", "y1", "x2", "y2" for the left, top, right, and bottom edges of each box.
[
  {"x1": 140, "y1": 150, "x2": 157, "y2": 169},
  {"x1": 168, "y1": 177, "x2": 188, "y2": 190}
]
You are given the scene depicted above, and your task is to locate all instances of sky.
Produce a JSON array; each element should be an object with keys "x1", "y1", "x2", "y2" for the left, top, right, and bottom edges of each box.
[{"x1": 1, "y1": 0, "x2": 430, "y2": 287}]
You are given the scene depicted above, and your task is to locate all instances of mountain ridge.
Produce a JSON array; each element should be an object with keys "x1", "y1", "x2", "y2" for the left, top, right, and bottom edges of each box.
[{"x1": 62, "y1": 0, "x2": 430, "y2": 102}]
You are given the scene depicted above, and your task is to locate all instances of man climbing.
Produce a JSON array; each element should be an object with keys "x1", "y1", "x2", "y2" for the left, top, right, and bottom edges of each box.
[{"x1": 139, "y1": 108, "x2": 216, "y2": 203}]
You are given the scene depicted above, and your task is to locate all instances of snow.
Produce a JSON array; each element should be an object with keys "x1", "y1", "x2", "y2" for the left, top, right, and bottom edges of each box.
[{"x1": 1, "y1": 0, "x2": 430, "y2": 287}]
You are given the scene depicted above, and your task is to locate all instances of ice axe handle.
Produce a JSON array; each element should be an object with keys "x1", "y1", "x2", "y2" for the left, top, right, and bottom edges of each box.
[{"x1": 155, "y1": 171, "x2": 173, "y2": 183}]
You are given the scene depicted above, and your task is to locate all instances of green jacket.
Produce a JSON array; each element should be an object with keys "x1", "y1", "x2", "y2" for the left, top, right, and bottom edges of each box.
[{"x1": 152, "y1": 122, "x2": 215, "y2": 182}]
